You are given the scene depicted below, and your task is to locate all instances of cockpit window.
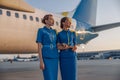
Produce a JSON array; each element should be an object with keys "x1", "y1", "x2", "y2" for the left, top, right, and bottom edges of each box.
[
  {"x1": 23, "y1": 14, "x2": 27, "y2": 20},
  {"x1": 0, "y1": 9, "x2": 2, "y2": 15},
  {"x1": 6, "y1": 11, "x2": 11, "y2": 16},
  {"x1": 15, "y1": 13, "x2": 19, "y2": 18}
]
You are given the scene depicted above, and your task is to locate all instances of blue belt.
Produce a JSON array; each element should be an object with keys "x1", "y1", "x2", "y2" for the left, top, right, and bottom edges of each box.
[{"x1": 43, "y1": 44, "x2": 56, "y2": 49}]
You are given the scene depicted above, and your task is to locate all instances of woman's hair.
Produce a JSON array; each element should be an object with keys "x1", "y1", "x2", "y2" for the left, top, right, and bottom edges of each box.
[
  {"x1": 42, "y1": 14, "x2": 53, "y2": 24},
  {"x1": 60, "y1": 17, "x2": 68, "y2": 29}
]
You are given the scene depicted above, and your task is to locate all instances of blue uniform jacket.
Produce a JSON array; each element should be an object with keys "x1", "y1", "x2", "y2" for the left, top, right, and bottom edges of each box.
[
  {"x1": 36, "y1": 26, "x2": 59, "y2": 58},
  {"x1": 57, "y1": 30, "x2": 77, "y2": 58}
]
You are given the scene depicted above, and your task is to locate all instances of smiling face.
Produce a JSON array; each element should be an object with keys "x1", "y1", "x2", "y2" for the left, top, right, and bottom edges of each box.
[
  {"x1": 64, "y1": 18, "x2": 71, "y2": 28},
  {"x1": 42, "y1": 14, "x2": 54, "y2": 27},
  {"x1": 46, "y1": 16, "x2": 54, "y2": 26},
  {"x1": 45, "y1": 15, "x2": 54, "y2": 26},
  {"x1": 61, "y1": 17, "x2": 71, "y2": 29}
]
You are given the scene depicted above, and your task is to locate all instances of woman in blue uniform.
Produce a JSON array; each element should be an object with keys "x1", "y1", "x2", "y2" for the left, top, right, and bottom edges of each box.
[
  {"x1": 36, "y1": 14, "x2": 59, "y2": 80},
  {"x1": 57, "y1": 17, "x2": 77, "y2": 80}
]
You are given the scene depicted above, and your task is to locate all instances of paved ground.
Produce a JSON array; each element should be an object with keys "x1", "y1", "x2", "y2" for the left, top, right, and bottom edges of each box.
[{"x1": 0, "y1": 60, "x2": 120, "y2": 80}]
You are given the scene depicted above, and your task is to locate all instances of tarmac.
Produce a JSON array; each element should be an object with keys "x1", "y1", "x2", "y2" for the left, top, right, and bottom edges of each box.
[{"x1": 0, "y1": 60, "x2": 120, "y2": 80}]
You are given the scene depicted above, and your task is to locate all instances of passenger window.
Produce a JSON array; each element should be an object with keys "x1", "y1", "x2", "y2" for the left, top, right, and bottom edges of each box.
[
  {"x1": 30, "y1": 16, "x2": 33, "y2": 21},
  {"x1": 23, "y1": 14, "x2": 27, "y2": 19},
  {"x1": 41, "y1": 18, "x2": 43, "y2": 21},
  {"x1": 56, "y1": 21, "x2": 59, "y2": 26},
  {"x1": 0, "y1": 9, "x2": 2, "y2": 15},
  {"x1": 15, "y1": 13, "x2": 19, "y2": 18},
  {"x1": 36, "y1": 17, "x2": 39, "y2": 22},
  {"x1": 6, "y1": 11, "x2": 11, "y2": 16}
]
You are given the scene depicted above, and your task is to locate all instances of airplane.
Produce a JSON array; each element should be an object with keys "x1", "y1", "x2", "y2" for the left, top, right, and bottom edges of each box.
[
  {"x1": 0, "y1": 0, "x2": 120, "y2": 53},
  {"x1": 13, "y1": 55, "x2": 38, "y2": 62}
]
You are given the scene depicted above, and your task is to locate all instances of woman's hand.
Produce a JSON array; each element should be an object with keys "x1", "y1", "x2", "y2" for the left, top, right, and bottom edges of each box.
[
  {"x1": 57, "y1": 43, "x2": 71, "y2": 50},
  {"x1": 62, "y1": 43, "x2": 69, "y2": 49},
  {"x1": 40, "y1": 61, "x2": 45, "y2": 70},
  {"x1": 72, "y1": 46, "x2": 77, "y2": 52}
]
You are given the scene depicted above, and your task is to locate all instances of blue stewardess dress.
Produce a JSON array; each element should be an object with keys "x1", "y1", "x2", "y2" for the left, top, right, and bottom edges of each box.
[
  {"x1": 36, "y1": 26, "x2": 59, "y2": 80},
  {"x1": 57, "y1": 29, "x2": 77, "y2": 80}
]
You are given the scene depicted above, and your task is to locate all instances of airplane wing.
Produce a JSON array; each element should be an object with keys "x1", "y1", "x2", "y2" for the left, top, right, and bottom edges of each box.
[
  {"x1": 92, "y1": 22, "x2": 120, "y2": 32},
  {"x1": 0, "y1": 0, "x2": 34, "y2": 12}
]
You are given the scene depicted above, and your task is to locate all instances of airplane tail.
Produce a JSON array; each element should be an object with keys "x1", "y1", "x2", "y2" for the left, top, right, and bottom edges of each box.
[{"x1": 72, "y1": 0, "x2": 97, "y2": 26}]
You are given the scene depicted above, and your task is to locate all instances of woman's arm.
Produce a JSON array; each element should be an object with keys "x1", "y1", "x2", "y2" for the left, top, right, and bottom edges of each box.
[
  {"x1": 38, "y1": 43, "x2": 45, "y2": 70},
  {"x1": 72, "y1": 32, "x2": 77, "y2": 51},
  {"x1": 57, "y1": 43, "x2": 69, "y2": 50},
  {"x1": 72, "y1": 45, "x2": 77, "y2": 52}
]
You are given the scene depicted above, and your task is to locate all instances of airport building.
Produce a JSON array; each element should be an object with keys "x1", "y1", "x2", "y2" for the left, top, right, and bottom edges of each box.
[{"x1": 77, "y1": 49, "x2": 120, "y2": 60}]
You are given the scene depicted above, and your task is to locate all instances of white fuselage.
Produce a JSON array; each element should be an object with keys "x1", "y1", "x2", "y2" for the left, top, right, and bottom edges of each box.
[{"x1": 0, "y1": 8, "x2": 76, "y2": 53}]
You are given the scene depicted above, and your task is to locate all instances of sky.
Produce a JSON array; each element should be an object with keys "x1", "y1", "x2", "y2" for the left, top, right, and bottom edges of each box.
[
  {"x1": 25, "y1": 0, "x2": 80, "y2": 13},
  {"x1": 24, "y1": 0, "x2": 120, "y2": 52},
  {"x1": 1, "y1": 0, "x2": 120, "y2": 59}
]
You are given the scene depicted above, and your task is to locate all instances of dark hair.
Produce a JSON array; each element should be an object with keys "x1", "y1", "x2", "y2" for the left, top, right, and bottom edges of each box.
[
  {"x1": 42, "y1": 14, "x2": 53, "y2": 24},
  {"x1": 60, "y1": 17, "x2": 68, "y2": 29}
]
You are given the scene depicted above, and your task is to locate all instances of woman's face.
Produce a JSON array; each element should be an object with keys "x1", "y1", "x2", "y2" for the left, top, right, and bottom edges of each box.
[
  {"x1": 63, "y1": 18, "x2": 71, "y2": 28},
  {"x1": 46, "y1": 16, "x2": 54, "y2": 26}
]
